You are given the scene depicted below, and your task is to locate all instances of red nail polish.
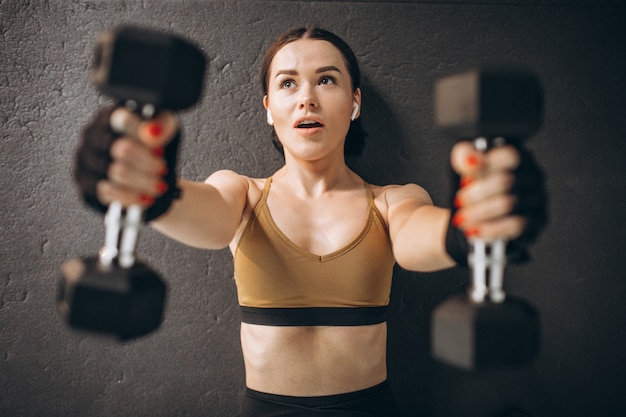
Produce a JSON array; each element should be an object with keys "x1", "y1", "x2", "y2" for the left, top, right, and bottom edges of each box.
[
  {"x1": 467, "y1": 155, "x2": 479, "y2": 167},
  {"x1": 460, "y1": 177, "x2": 473, "y2": 188},
  {"x1": 147, "y1": 122, "x2": 164, "y2": 139},
  {"x1": 454, "y1": 196, "x2": 463, "y2": 209},
  {"x1": 153, "y1": 147, "x2": 165, "y2": 157},
  {"x1": 464, "y1": 227, "x2": 480, "y2": 237},
  {"x1": 156, "y1": 181, "x2": 168, "y2": 194},
  {"x1": 452, "y1": 213, "x2": 464, "y2": 228},
  {"x1": 140, "y1": 194, "x2": 154, "y2": 205}
]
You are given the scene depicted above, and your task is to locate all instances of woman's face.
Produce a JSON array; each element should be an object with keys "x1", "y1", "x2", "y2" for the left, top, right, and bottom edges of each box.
[{"x1": 264, "y1": 38, "x2": 361, "y2": 162}]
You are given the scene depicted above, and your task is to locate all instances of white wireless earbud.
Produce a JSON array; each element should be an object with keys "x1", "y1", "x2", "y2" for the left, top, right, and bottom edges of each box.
[
  {"x1": 350, "y1": 102, "x2": 359, "y2": 121},
  {"x1": 266, "y1": 109, "x2": 274, "y2": 126}
]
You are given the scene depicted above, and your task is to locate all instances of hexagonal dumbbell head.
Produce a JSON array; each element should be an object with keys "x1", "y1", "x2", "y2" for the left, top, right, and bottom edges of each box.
[
  {"x1": 434, "y1": 68, "x2": 543, "y2": 142},
  {"x1": 91, "y1": 26, "x2": 207, "y2": 111},
  {"x1": 58, "y1": 256, "x2": 166, "y2": 341},
  {"x1": 431, "y1": 294, "x2": 540, "y2": 370}
]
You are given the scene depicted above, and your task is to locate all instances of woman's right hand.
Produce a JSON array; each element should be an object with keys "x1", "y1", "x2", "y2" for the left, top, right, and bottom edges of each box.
[{"x1": 75, "y1": 106, "x2": 180, "y2": 220}]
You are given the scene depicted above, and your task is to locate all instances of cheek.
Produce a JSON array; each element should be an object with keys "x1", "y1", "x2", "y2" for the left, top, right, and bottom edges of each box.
[
  {"x1": 326, "y1": 100, "x2": 353, "y2": 127},
  {"x1": 268, "y1": 97, "x2": 295, "y2": 124},
  {"x1": 330, "y1": 93, "x2": 354, "y2": 117}
]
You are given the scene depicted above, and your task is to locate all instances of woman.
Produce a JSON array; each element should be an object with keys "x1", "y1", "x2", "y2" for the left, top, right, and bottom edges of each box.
[{"x1": 76, "y1": 27, "x2": 545, "y2": 416}]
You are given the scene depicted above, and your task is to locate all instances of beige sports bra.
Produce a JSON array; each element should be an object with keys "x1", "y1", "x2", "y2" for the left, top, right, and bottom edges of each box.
[{"x1": 233, "y1": 177, "x2": 395, "y2": 326}]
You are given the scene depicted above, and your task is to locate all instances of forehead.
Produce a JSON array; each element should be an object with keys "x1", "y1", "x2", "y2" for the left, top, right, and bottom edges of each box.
[{"x1": 269, "y1": 39, "x2": 347, "y2": 75}]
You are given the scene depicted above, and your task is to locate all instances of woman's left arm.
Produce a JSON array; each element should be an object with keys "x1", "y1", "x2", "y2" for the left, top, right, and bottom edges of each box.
[
  {"x1": 385, "y1": 184, "x2": 456, "y2": 272},
  {"x1": 387, "y1": 141, "x2": 545, "y2": 272}
]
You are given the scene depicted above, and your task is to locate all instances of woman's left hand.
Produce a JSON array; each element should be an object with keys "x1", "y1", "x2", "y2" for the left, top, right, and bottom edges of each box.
[{"x1": 449, "y1": 140, "x2": 547, "y2": 259}]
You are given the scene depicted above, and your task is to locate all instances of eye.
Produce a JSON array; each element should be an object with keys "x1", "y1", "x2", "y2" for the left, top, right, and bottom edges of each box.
[
  {"x1": 280, "y1": 79, "x2": 296, "y2": 89},
  {"x1": 319, "y1": 76, "x2": 336, "y2": 86}
]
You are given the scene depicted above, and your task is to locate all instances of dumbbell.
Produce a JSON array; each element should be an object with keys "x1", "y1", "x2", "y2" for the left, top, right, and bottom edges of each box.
[
  {"x1": 57, "y1": 26, "x2": 206, "y2": 341},
  {"x1": 430, "y1": 68, "x2": 543, "y2": 370}
]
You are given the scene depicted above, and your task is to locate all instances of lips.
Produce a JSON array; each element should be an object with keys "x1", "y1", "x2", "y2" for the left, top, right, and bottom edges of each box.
[{"x1": 294, "y1": 117, "x2": 324, "y2": 129}]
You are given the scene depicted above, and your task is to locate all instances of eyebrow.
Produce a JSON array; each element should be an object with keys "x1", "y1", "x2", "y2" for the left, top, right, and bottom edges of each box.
[
  {"x1": 316, "y1": 65, "x2": 342, "y2": 74},
  {"x1": 274, "y1": 66, "x2": 342, "y2": 78}
]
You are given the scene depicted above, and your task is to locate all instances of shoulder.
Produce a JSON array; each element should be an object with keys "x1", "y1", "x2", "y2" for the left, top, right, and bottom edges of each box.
[
  {"x1": 369, "y1": 183, "x2": 433, "y2": 224},
  {"x1": 370, "y1": 183, "x2": 433, "y2": 208},
  {"x1": 205, "y1": 169, "x2": 270, "y2": 211},
  {"x1": 204, "y1": 170, "x2": 265, "y2": 193},
  {"x1": 205, "y1": 169, "x2": 248, "y2": 186}
]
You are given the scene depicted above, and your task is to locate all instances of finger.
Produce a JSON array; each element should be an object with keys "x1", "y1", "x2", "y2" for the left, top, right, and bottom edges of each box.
[
  {"x1": 96, "y1": 180, "x2": 156, "y2": 209},
  {"x1": 137, "y1": 112, "x2": 179, "y2": 148},
  {"x1": 483, "y1": 145, "x2": 520, "y2": 174},
  {"x1": 456, "y1": 171, "x2": 514, "y2": 208},
  {"x1": 109, "y1": 108, "x2": 179, "y2": 148},
  {"x1": 453, "y1": 194, "x2": 516, "y2": 229},
  {"x1": 107, "y1": 160, "x2": 168, "y2": 197},
  {"x1": 467, "y1": 215, "x2": 526, "y2": 242},
  {"x1": 451, "y1": 141, "x2": 485, "y2": 179},
  {"x1": 110, "y1": 137, "x2": 167, "y2": 177}
]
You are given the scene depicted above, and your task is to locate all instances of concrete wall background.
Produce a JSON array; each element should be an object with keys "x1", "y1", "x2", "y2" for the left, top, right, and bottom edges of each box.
[{"x1": 2, "y1": 1, "x2": 625, "y2": 416}]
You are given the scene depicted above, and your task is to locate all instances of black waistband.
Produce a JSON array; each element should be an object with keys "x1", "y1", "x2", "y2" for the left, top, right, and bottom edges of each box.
[
  {"x1": 245, "y1": 380, "x2": 392, "y2": 408},
  {"x1": 239, "y1": 306, "x2": 388, "y2": 326}
]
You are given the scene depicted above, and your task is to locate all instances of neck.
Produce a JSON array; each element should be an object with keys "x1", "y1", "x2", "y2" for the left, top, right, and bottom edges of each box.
[{"x1": 276, "y1": 155, "x2": 357, "y2": 198}]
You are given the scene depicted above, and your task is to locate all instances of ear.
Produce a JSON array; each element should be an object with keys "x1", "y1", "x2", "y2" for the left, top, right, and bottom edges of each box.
[
  {"x1": 263, "y1": 95, "x2": 273, "y2": 126},
  {"x1": 351, "y1": 88, "x2": 362, "y2": 121}
]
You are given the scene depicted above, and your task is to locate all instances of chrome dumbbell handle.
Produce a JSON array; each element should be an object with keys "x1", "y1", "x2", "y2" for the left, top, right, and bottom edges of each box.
[
  {"x1": 99, "y1": 201, "x2": 122, "y2": 267},
  {"x1": 468, "y1": 137, "x2": 507, "y2": 304},
  {"x1": 468, "y1": 238, "x2": 487, "y2": 302},
  {"x1": 98, "y1": 201, "x2": 143, "y2": 269},
  {"x1": 99, "y1": 102, "x2": 156, "y2": 269},
  {"x1": 118, "y1": 204, "x2": 142, "y2": 268},
  {"x1": 489, "y1": 239, "x2": 507, "y2": 303},
  {"x1": 469, "y1": 238, "x2": 507, "y2": 302}
]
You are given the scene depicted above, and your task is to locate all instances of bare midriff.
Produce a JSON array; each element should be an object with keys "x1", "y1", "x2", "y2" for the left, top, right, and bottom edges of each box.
[{"x1": 241, "y1": 322, "x2": 388, "y2": 396}]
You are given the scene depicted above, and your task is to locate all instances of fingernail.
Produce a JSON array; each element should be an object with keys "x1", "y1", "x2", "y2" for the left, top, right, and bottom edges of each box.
[
  {"x1": 153, "y1": 147, "x2": 165, "y2": 157},
  {"x1": 156, "y1": 181, "x2": 168, "y2": 194},
  {"x1": 140, "y1": 194, "x2": 154, "y2": 205},
  {"x1": 464, "y1": 227, "x2": 480, "y2": 237},
  {"x1": 147, "y1": 122, "x2": 164, "y2": 139},
  {"x1": 454, "y1": 196, "x2": 463, "y2": 209},
  {"x1": 467, "y1": 155, "x2": 480, "y2": 167},
  {"x1": 452, "y1": 213, "x2": 464, "y2": 228},
  {"x1": 460, "y1": 177, "x2": 473, "y2": 187}
]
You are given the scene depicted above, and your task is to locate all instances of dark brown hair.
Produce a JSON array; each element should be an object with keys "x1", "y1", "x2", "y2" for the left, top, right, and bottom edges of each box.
[{"x1": 261, "y1": 27, "x2": 366, "y2": 157}]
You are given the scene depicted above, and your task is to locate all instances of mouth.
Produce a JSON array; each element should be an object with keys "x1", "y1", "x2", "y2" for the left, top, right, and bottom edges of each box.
[{"x1": 294, "y1": 118, "x2": 324, "y2": 129}]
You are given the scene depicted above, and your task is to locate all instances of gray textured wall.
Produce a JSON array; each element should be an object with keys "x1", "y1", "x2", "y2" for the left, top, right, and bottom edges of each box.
[{"x1": 2, "y1": 1, "x2": 625, "y2": 416}]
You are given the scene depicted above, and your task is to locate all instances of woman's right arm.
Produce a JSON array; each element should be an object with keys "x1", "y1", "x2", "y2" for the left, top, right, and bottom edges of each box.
[
  {"x1": 76, "y1": 107, "x2": 249, "y2": 250},
  {"x1": 151, "y1": 171, "x2": 249, "y2": 249}
]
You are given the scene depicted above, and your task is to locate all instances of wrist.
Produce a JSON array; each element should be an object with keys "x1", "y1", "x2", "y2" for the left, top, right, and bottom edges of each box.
[{"x1": 445, "y1": 211, "x2": 469, "y2": 267}]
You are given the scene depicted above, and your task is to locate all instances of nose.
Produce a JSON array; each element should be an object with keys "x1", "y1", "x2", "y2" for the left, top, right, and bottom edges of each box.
[{"x1": 297, "y1": 84, "x2": 318, "y2": 110}]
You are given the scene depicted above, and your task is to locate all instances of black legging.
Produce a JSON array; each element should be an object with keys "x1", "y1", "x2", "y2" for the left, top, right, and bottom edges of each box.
[{"x1": 240, "y1": 380, "x2": 401, "y2": 416}]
